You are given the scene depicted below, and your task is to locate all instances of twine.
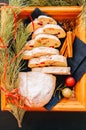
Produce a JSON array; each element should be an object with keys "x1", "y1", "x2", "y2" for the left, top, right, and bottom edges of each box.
[
  {"x1": 0, "y1": 5, "x2": 34, "y2": 110},
  {"x1": 0, "y1": 85, "x2": 31, "y2": 110}
]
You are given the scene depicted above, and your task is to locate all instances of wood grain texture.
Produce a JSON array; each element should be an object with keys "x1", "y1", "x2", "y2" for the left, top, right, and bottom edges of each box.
[
  {"x1": 75, "y1": 17, "x2": 86, "y2": 43},
  {"x1": 19, "y1": 6, "x2": 82, "y2": 20}
]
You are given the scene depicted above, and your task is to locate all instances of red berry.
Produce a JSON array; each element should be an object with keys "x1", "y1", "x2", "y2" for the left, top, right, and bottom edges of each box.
[{"x1": 65, "y1": 76, "x2": 76, "y2": 87}]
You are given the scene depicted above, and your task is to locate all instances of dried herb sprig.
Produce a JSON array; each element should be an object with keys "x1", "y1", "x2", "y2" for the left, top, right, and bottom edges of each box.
[
  {"x1": 8, "y1": 0, "x2": 84, "y2": 6},
  {"x1": 26, "y1": 0, "x2": 84, "y2": 6},
  {"x1": 9, "y1": 0, "x2": 29, "y2": 6},
  {"x1": 0, "y1": 6, "x2": 30, "y2": 127},
  {"x1": 48, "y1": 0, "x2": 84, "y2": 6},
  {"x1": 28, "y1": 0, "x2": 51, "y2": 6}
]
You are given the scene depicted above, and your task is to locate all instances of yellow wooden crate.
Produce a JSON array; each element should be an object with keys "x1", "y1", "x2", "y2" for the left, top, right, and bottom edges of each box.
[{"x1": 1, "y1": 6, "x2": 86, "y2": 111}]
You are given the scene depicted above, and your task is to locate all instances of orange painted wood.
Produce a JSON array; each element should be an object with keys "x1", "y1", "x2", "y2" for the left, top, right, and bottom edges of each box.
[
  {"x1": 75, "y1": 73, "x2": 86, "y2": 108},
  {"x1": 75, "y1": 16, "x2": 86, "y2": 43},
  {"x1": 1, "y1": 6, "x2": 86, "y2": 112},
  {"x1": 19, "y1": 6, "x2": 82, "y2": 21}
]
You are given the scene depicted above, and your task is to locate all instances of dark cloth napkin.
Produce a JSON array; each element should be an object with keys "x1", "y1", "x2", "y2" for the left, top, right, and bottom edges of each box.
[
  {"x1": 23, "y1": 8, "x2": 86, "y2": 110},
  {"x1": 67, "y1": 37, "x2": 86, "y2": 82},
  {"x1": 44, "y1": 92, "x2": 60, "y2": 110}
]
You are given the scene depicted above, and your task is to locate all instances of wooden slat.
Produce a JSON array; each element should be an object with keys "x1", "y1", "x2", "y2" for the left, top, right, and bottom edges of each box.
[{"x1": 19, "y1": 6, "x2": 82, "y2": 21}]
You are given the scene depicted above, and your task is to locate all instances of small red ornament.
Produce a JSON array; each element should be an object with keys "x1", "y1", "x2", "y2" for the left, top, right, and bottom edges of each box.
[{"x1": 65, "y1": 76, "x2": 76, "y2": 87}]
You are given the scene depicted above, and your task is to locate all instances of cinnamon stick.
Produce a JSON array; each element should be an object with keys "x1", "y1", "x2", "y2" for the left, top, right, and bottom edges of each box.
[
  {"x1": 66, "y1": 31, "x2": 74, "y2": 58},
  {"x1": 64, "y1": 47, "x2": 68, "y2": 58},
  {"x1": 60, "y1": 38, "x2": 67, "y2": 55}
]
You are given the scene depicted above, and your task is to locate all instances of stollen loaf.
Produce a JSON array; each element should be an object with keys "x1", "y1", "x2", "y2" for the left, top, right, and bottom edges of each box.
[
  {"x1": 23, "y1": 47, "x2": 59, "y2": 60},
  {"x1": 28, "y1": 55, "x2": 67, "y2": 68},
  {"x1": 19, "y1": 72, "x2": 56, "y2": 107}
]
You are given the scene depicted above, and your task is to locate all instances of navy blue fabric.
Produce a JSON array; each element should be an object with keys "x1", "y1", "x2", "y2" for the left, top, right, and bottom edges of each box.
[
  {"x1": 44, "y1": 75, "x2": 66, "y2": 110},
  {"x1": 44, "y1": 93, "x2": 60, "y2": 110},
  {"x1": 72, "y1": 56, "x2": 86, "y2": 81},
  {"x1": 68, "y1": 37, "x2": 86, "y2": 81}
]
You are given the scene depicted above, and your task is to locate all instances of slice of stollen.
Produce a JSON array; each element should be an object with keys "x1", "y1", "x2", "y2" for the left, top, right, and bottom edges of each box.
[
  {"x1": 28, "y1": 55, "x2": 67, "y2": 68},
  {"x1": 26, "y1": 19, "x2": 43, "y2": 33},
  {"x1": 32, "y1": 24, "x2": 66, "y2": 39},
  {"x1": 32, "y1": 66, "x2": 71, "y2": 75},
  {"x1": 38, "y1": 15, "x2": 57, "y2": 25},
  {"x1": 25, "y1": 34, "x2": 61, "y2": 50},
  {"x1": 26, "y1": 15, "x2": 57, "y2": 33},
  {"x1": 23, "y1": 47, "x2": 59, "y2": 60}
]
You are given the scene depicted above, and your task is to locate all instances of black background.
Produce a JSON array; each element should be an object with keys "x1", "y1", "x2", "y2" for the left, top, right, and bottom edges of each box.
[
  {"x1": 0, "y1": 110, "x2": 86, "y2": 130},
  {"x1": 0, "y1": 0, "x2": 86, "y2": 130}
]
